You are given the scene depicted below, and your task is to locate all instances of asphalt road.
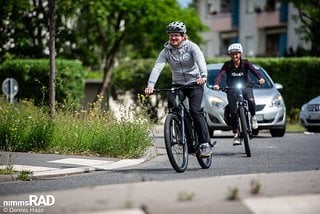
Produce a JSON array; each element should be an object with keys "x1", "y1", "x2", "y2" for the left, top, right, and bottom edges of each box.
[{"x1": 1, "y1": 131, "x2": 319, "y2": 196}]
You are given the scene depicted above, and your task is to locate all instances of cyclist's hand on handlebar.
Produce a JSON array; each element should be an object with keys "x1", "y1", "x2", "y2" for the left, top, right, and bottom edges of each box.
[
  {"x1": 144, "y1": 86, "x2": 154, "y2": 95},
  {"x1": 196, "y1": 77, "x2": 207, "y2": 85},
  {"x1": 213, "y1": 84, "x2": 220, "y2": 90},
  {"x1": 258, "y1": 78, "x2": 265, "y2": 85}
]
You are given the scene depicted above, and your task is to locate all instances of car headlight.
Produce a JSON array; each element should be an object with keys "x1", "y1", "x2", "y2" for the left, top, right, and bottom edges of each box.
[
  {"x1": 270, "y1": 95, "x2": 284, "y2": 107},
  {"x1": 301, "y1": 104, "x2": 307, "y2": 112},
  {"x1": 207, "y1": 96, "x2": 225, "y2": 108}
]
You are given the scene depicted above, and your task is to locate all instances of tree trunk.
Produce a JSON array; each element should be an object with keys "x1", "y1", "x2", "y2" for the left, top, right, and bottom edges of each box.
[
  {"x1": 96, "y1": 34, "x2": 125, "y2": 104},
  {"x1": 96, "y1": 54, "x2": 116, "y2": 105},
  {"x1": 49, "y1": 0, "x2": 56, "y2": 117}
]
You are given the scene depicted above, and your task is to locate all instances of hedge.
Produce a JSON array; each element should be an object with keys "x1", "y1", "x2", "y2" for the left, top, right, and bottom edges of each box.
[
  {"x1": 0, "y1": 59, "x2": 87, "y2": 106},
  {"x1": 112, "y1": 57, "x2": 320, "y2": 113}
]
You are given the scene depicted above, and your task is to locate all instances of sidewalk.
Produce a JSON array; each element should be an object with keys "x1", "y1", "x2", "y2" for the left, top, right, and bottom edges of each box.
[{"x1": 1, "y1": 170, "x2": 320, "y2": 214}]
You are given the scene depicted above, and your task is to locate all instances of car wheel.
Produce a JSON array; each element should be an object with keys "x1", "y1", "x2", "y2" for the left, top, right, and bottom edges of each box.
[
  {"x1": 307, "y1": 127, "x2": 320, "y2": 132},
  {"x1": 252, "y1": 129, "x2": 259, "y2": 136},
  {"x1": 270, "y1": 127, "x2": 286, "y2": 137},
  {"x1": 208, "y1": 127, "x2": 214, "y2": 138}
]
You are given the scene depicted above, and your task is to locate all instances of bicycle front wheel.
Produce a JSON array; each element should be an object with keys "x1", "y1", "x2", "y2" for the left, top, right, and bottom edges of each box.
[
  {"x1": 195, "y1": 131, "x2": 212, "y2": 169},
  {"x1": 239, "y1": 107, "x2": 251, "y2": 157},
  {"x1": 164, "y1": 113, "x2": 188, "y2": 173}
]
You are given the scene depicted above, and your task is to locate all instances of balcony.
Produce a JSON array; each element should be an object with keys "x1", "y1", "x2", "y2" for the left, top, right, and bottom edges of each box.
[
  {"x1": 256, "y1": 10, "x2": 286, "y2": 28},
  {"x1": 211, "y1": 13, "x2": 233, "y2": 32}
]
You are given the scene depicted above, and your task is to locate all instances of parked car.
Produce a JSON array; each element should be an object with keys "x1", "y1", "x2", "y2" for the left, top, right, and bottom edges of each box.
[
  {"x1": 299, "y1": 96, "x2": 320, "y2": 132},
  {"x1": 202, "y1": 63, "x2": 286, "y2": 137}
]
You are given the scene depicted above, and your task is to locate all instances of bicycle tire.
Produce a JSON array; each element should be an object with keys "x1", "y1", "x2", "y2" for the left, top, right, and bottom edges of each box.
[
  {"x1": 194, "y1": 131, "x2": 212, "y2": 169},
  {"x1": 164, "y1": 113, "x2": 188, "y2": 173},
  {"x1": 239, "y1": 107, "x2": 251, "y2": 157},
  {"x1": 196, "y1": 152, "x2": 212, "y2": 169}
]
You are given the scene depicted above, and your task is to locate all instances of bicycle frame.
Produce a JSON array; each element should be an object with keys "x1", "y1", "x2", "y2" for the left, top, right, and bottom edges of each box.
[
  {"x1": 221, "y1": 82, "x2": 252, "y2": 157},
  {"x1": 157, "y1": 85, "x2": 196, "y2": 149},
  {"x1": 153, "y1": 84, "x2": 213, "y2": 172},
  {"x1": 233, "y1": 84, "x2": 252, "y2": 138}
]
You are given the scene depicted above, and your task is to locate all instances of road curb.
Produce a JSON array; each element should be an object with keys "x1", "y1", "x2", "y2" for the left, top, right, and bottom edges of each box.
[{"x1": 0, "y1": 144, "x2": 157, "y2": 182}]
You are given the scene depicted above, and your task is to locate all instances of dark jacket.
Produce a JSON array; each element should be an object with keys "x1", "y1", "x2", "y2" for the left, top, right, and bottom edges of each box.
[{"x1": 214, "y1": 59, "x2": 262, "y2": 87}]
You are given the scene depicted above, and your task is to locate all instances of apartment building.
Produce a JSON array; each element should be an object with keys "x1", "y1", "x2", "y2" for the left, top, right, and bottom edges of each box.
[{"x1": 197, "y1": 0, "x2": 311, "y2": 58}]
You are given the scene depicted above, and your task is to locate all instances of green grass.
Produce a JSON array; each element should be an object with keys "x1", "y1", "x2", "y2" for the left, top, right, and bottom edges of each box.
[
  {"x1": 286, "y1": 123, "x2": 306, "y2": 132},
  {"x1": 0, "y1": 96, "x2": 153, "y2": 159}
]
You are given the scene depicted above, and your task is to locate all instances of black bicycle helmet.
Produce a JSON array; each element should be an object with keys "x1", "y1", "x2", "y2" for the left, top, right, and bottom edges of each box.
[{"x1": 166, "y1": 21, "x2": 187, "y2": 34}]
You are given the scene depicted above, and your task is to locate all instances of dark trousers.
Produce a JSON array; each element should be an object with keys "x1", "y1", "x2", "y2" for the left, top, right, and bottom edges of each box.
[
  {"x1": 227, "y1": 87, "x2": 256, "y2": 133},
  {"x1": 181, "y1": 84, "x2": 210, "y2": 144}
]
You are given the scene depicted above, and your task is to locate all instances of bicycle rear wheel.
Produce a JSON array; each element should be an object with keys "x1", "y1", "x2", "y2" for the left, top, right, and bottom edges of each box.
[
  {"x1": 164, "y1": 113, "x2": 188, "y2": 173},
  {"x1": 239, "y1": 107, "x2": 251, "y2": 157}
]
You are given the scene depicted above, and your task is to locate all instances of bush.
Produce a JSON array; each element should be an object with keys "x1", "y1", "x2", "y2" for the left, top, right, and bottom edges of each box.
[
  {"x1": 111, "y1": 57, "x2": 320, "y2": 123},
  {"x1": 0, "y1": 96, "x2": 153, "y2": 158},
  {"x1": 0, "y1": 97, "x2": 54, "y2": 151},
  {"x1": 0, "y1": 59, "x2": 87, "y2": 106}
]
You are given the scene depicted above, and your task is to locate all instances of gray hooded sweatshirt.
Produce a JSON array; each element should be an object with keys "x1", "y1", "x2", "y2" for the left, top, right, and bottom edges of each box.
[{"x1": 147, "y1": 40, "x2": 207, "y2": 88}]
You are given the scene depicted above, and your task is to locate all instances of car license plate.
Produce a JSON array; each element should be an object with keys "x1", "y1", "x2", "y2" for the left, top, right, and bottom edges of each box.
[
  {"x1": 309, "y1": 113, "x2": 320, "y2": 120},
  {"x1": 256, "y1": 114, "x2": 263, "y2": 122}
]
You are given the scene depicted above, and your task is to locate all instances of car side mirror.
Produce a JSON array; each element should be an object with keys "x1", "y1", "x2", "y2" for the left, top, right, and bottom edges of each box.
[{"x1": 274, "y1": 83, "x2": 283, "y2": 90}]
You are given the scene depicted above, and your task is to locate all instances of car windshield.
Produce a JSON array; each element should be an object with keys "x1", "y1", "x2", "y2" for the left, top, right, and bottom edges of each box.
[{"x1": 207, "y1": 67, "x2": 273, "y2": 89}]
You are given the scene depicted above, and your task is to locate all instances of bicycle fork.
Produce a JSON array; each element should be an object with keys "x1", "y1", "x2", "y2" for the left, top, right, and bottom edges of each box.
[{"x1": 180, "y1": 108, "x2": 187, "y2": 145}]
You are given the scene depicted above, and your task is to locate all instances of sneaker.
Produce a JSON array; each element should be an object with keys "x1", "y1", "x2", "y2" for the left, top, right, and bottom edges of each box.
[
  {"x1": 251, "y1": 115, "x2": 258, "y2": 129},
  {"x1": 199, "y1": 143, "x2": 212, "y2": 157},
  {"x1": 233, "y1": 133, "x2": 241, "y2": 146}
]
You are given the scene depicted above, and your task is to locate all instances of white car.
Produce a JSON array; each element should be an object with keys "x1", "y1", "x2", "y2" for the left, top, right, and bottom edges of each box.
[
  {"x1": 299, "y1": 96, "x2": 320, "y2": 132},
  {"x1": 202, "y1": 63, "x2": 286, "y2": 137}
]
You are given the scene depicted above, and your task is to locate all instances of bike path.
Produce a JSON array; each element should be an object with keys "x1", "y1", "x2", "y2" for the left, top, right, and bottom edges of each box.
[{"x1": 1, "y1": 127, "x2": 320, "y2": 213}]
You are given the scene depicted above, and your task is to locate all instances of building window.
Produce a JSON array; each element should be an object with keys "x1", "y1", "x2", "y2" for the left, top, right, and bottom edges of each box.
[
  {"x1": 220, "y1": 0, "x2": 231, "y2": 13},
  {"x1": 245, "y1": 36, "x2": 255, "y2": 56},
  {"x1": 266, "y1": 34, "x2": 280, "y2": 56},
  {"x1": 246, "y1": 0, "x2": 255, "y2": 13},
  {"x1": 206, "y1": 2, "x2": 217, "y2": 15},
  {"x1": 265, "y1": 0, "x2": 279, "y2": 12}
]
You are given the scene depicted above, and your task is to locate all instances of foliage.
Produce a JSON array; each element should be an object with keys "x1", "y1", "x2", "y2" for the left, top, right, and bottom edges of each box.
[
  {"x1": 284, "y1": 0, "x2": 320, "y2": 56},
  {"x1": 0, "y1": 0, "x2": 206, "y2": 67},
  {"x1": 226, "y1": 186, "x2": 239, "y2": 200},
  {"x1": 0, "y1": 98, "x2": 54, "y2": 151},
  {"x1": 16, "y1": 170, "x2": 32, "y2": 181},
  {"x1": 109, "y1": 57, "x2": 320, "y2": 122},
  {"x1": 207, "y1": 57, "x2": 320, "y2": 114},
  {"x1": 0, "y1": 96, "x2": 153, "y2": 158},
  {"x1": 110, "y1": 59, "x2": 171, "y2": 100},
  {"x1": 0, "y1": 0, "x2": 207, "y2": 101},
  {"x1": 0, "y1": 59, "x2": 87, "y2": 106},
  {"x1": 51, "y1": 97, "x2": 153, "y2": 158}
]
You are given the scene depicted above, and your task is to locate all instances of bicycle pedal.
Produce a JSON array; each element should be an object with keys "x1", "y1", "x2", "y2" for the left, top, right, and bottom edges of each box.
[{"x1": 209, "y1": 141, "x2": 217, "y2": 148}]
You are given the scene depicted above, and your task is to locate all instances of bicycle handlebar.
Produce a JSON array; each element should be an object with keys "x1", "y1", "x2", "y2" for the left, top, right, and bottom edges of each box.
[
  {"x1": 153, "y1": 82, "x2": 197, "y2": 94},
  {"x1": 210, "y1": 81, "x2": 263, "y2": 93}
]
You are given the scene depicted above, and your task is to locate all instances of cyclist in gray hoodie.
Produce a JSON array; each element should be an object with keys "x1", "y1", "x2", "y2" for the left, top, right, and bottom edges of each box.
[{"x1": 144, "y1": 21, "x2": 211, "y2": 157}]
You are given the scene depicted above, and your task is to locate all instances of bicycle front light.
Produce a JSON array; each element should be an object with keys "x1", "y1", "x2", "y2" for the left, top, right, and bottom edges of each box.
[
  {"x1": 236, "y1": 83, "x2": 243, "y2": 89},
  {"x1": 207, "y1": 96, "x2": 225, "y2": 108}
]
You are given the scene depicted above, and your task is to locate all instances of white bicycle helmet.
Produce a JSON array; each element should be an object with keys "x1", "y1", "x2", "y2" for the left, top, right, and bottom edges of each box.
[
  {"x1": 228, "y1": 43, "x2": 243, "y2": 55},
  {"x1": 166, "y1": 21, "x2": 187, "y2": 34}
]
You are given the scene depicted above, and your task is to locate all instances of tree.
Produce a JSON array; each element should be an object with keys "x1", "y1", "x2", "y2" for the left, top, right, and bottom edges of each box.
[
  {"x1": 49, "y1": 0, "x2": 56, "y2": 117},
  {"x1": 62, "y1": 0, "x2": 206, "y2": 102},
  {"x1": 0, "y1": 0, "x2": 207, "y2": 104},
  {"x1": 285, "y1": 0, "x2": 320, "y2": 56}
]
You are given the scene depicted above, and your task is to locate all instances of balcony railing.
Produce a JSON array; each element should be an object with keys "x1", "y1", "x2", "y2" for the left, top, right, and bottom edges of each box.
[
  {"x1": 256, "y1": 10, "x2": 286, "y2": 28},
  {"x1": 211, "y1": 13, "x2": 233, "y2": 32}
]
